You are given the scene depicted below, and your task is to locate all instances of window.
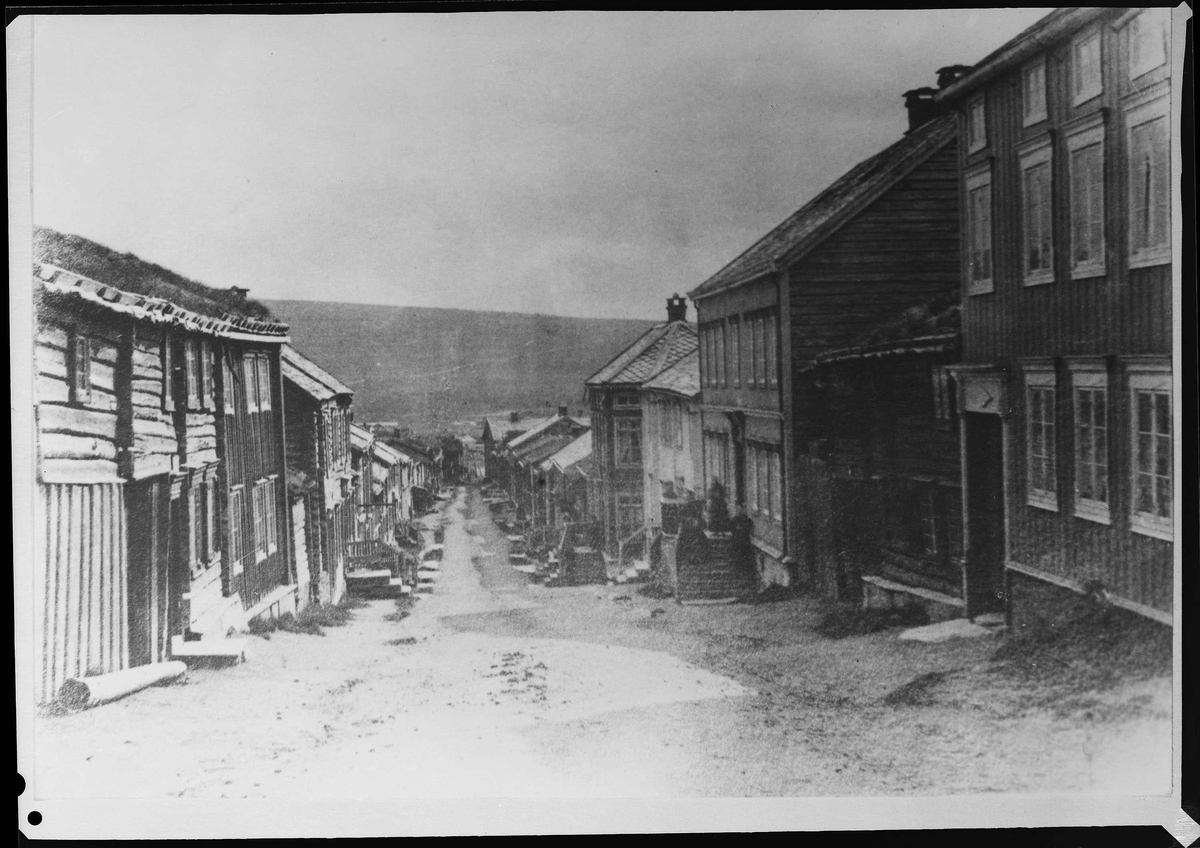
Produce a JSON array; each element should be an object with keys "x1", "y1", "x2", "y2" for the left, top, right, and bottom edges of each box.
[
  {"x1": 703, "y1": 326, "x2": 714, "y2": 387},
  {"x1": 614, "y1": 393, "x2": 638, "y2": 407},
  {"x1": 966, "y1": 166, "x2": 993, "y2": 294},
  {"x1": 617, "y1": 493, "x2": 643, "y2": 539},
  {"x1": 189, "y1": 484, "x2": 209, "y2": 577},
  {"x1": 1019, "y1": 139, "x2": 1054, "y2": 285},
  {"x1": 932, "y1": 365, "x2": 954, "y2": 420},
  {"x1": 729, "y1": 317, "x2": 741, "y2": 387},
  {"x1": 741, "y1": 314, "x2": 754, "y2": 387},
  {"x1": 1127, "y1": 96, "x2": 1171, "y2": 268},
  {"x1": 1071, "y1": 366, "x2": 1109, "y2": 524},
  {"x1": 201, "y1": 341, "x2": 215, "y2": 409},
  {"x1": 161, "y1": 330, "x2": 174, "y2": 413},
  {"x1": 228, "y1": 487, "x2": 245, "y2": 574},
  {"x1": 205, "y1": 483, "x2": 217, "y2": 563},
  {"x1": 1129, "y1": 366, "x2": 1172, "y2": 540},
  {"x1": 243, "y1": 355, "x2": 258, "y2": 413},
  {"x1": 222, "y1": 356, "x2": 237, "y2": 416},
  {"x1": 967, "y1": 95, "x2": 987, "y2": 153},
  {"x1": 769, "y1": 449, "x2": 782, "y2": 520},
  {"x1": 919, "y1": 489, "x2": 939, "y2": 557},
  {"x1": 1129, "y1": 8, "x2": 1168, "y2": 79},
  {"x1": 184, "y1": 339, "x2": 200, "y2": 409},
  {"x1": 1025, "y1": 367, "x2": 1057, "y2": 511},
  {"x1": 765, "y1": 313, "x2": 778, "y2": 388},
  {"x1": 751, "y1": 317, "x2": 763, "y2": 387},
  {"x1": 615, "y1": 417, "x2": 641, "y2": 466},
  {"x1": 746, "y1": 442, "x2": 782, "y2": 521},
  {"x1": 747, "y1": 444, "x2": 758, "y2": 514},
  {"x1": 252, "y1": 478, "x2": 279, "y2": 561},
  {"x1": 70, "y1": 331, "x2": 92, "y2": 405},
  {"x1": 1066, "y1": 118, "x2": 1107, "y2": 278},
  {"x1": 704, "y1": 431, "x2": 730, "y2": 493},
  {"x1": 716, "y1": 321, "x2": 726, "y2": 387},
  {"x1": 1022, "y1": 58, "x2": 1048, "y2": 126},
  {"x1": 256, "y1": 354, "x2": 272, "y2": 411},
  {"x1": 1072, "y1": 30, "x2": 1103, "y2": 105}
]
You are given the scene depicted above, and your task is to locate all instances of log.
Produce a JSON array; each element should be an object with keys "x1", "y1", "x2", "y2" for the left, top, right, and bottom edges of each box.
[{"x1": 58, "y1": 661, "x2": 188, "y2": 708}]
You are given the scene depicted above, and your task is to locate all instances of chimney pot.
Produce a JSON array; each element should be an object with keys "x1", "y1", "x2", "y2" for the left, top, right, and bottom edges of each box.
[
  {"x1": 558, "y1": 405, "x2": 569, "y2": 417},
  {"x1": 936, "y1": 64, "x2": 973, "y2": 90},
  {"x1": 666, "y1": 294, "x2": 688, "y2": 323},
  {"x1": 229, "y1": 286, "x2": 249, "y2": 301},
  {"x1": 902, "y1": 86, "x2": 940, "y2": 134},
  {"x1": 509, "y1": 411, "x2": 520, "y2": 423}
]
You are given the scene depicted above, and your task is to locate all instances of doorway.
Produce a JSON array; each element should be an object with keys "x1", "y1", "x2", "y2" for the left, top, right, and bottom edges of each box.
[{"x1": 964, "y1": 413, "x2": 1006, "y2": 617}]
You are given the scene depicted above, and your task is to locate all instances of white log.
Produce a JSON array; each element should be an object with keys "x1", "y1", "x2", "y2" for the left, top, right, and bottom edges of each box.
[{"x1": 58, "y1": 661, "x2": 188, "y2": 708}]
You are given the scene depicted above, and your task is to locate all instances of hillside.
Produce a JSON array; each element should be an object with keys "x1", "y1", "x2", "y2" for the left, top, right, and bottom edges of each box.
[{"x1": 266, "y1": 300, "x2": 657, "y2": 431}]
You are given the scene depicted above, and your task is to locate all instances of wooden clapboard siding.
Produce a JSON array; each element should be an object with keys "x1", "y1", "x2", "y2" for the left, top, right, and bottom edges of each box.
[{"x1": 34, "y1": 482, "x2": 128, "y2": 705}]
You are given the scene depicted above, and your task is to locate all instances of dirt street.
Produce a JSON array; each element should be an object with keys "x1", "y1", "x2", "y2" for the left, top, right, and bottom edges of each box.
[{"x1": 31, "y1": 487, "x2": 1171, "y2": 802}]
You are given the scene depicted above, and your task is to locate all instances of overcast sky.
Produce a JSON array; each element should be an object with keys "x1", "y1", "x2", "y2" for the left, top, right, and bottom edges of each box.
[{"x1": 30, "y1": 10, "x2": 1052, "y2": 320}]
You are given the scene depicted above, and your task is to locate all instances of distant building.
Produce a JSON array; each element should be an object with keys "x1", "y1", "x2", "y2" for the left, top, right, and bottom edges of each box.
[
  {"x1": 584, "y1": 296, "x2": 697, "y2": 571},
  {"x1": 501, "y1": 408, "x2": 590, "y2": 525},
  {"x1": 937, "y1": 7, "x2": 1176, "y2": 626}
]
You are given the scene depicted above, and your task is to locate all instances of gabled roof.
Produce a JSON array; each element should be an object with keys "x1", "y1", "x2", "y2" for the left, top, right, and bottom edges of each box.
[
  {"x1": 350, "y1": 423, "x2": 374, "y2": 452},
  {"x1": 281, "y1": 344, "x2": 353, "y2": 401},
  {"x1": 372, "y1": 440, "x2": 402, "y2": 466},
  {"x1": 687, "y1": 113, "x2": 957, "y2": 301},
  {"x1": 507, "y1": 413, "x2": 590, "y2": 450},
  {"x1": 483, "y1": 417, "x2": 532, "y2": 444},
  {"x1": 515, "y1": 429, "x2": 586, "y2": 467},
  {"x1": 541, "y1": 431, "x2": 592, "y2": 473},
  {"x1": 35, "y1": 262, "x2": 290, "y2": 343},
  {"x1": 584, "y1": 320, "x2": 698, "y2": 387},
  {"x1": 642, "y1": 348, "x2": 700, "y2": 398}
]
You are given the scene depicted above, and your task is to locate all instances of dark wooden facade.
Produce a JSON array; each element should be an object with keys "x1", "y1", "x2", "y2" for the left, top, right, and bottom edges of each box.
[{"x1": 938, "y1": 7, "x2": 1176, "y2": 623}]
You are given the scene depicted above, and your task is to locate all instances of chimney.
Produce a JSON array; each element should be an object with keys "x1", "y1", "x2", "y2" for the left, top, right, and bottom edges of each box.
[
  {"x1": 229, "y1": 286, "x2": 249, "y2": 302},
  {"x1": 936, "y1": 64, "x2": 972, "y2": 90},
  {"x1": 558, "y1": 405, "x2": 569, "y2": 418},
  {"x1": 666, "y1": 294, "x2": 688, "y2": 323},
  {"x1": 902, "y1": 86, "x2": 940, "y2": 134},
  {"x1": 509, "y1": 411, "x2": 520, "y2": 423}
]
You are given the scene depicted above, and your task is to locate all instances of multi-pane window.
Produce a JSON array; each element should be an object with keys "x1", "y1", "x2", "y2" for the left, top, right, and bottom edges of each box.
[
  {"x1": 702, "y1": 326, "x2": 714, "y2": 387},
  {"x1": 70, "y1": 331, "x2": 92, "y2": 405},
  {"x1": 752, "y1": 317, "x2": 763, "y2": 387},
  {"x1": 1129, "y1": 8, "x2": 1169, "y2": 79},
  {"x1": 243, "y1": 355, "x2": 258, "y2": 413},
  {"x1": 764, "y1": 313, "x2": 778, "y2": 388},
  {"x1": 256, "y1": 354, "x2": 272, "y2": 411},
  {"x1": 161, "y1": 329, "x2": 174, "y2": 412},
  {"x1": 716, "y1": 322, "x2": 727, "y2": 387},
  {"x1": 966, "y1": 166, "x2": 993, "y2": 294},
  {"x1": 1072, "y1": 369, "x2": 1109, "y2": 524},
  {"x1": 615, "y1": 417, "x2": 642, "y2": 466},
  {"x1": 704, "y1": 431, "x2": 730, "y2": 493},
  {"x1": 746, "y1": 442, "x2": 782, "y2": 521},
  {"x1": 729, "y1": 318, "x2": 740, "y2": 387},
  {"x1": 1128, "y1": 97, "x2": 1171, "y2": 267},
  {"x1": 252, "y1": 477, "x2": 279, "y2": 561},
  {"x1": 222, "y1": 357, "x2": 237, "y2": 416},
  {"x1": 1025, "y1": 368, "x2": 1057, "y2": 510},
  {"x1": 967, "y1": 96, "x2": 987, "y2": 153},
  {"x1": 1072, "y1": 30, "x2": 1103, "y2": 105},
  {"x1": 184, "y1": 339, "x2": 200, "y2": 409},
  {"x1": 931, "y1": 365, "x2": 954, "y2": 420},
  {"x1": 1020, "y1": 140, "x2": 1054, "y2": 285},
  {"x1": 617, "y1": 493, "x2": 643, "y2": 540},
  {"x1": 746, "y1": 443, "x2": 759, "y2": 514},
  {"x1": 1130, "y1": 368, "x2": 1172, "y2": 540},
  {"x1": 1022, "y1": 58, "x2": 1048, "y2": 126},
  {"x1": 1067, "y1": 120, "x2": 1106, "y2": 278},
  {"x1": 201, "y1": 341, "x2": 215, "y2": 409},
  {"x1": 228, "y1": 487, "x2": 245, "y2": 573}
]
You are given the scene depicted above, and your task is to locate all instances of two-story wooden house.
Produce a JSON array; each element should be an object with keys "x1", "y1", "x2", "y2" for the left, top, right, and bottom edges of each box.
[
  {"x1": 503, "y1": 408, "x2": 590, "y2": 526},
  {"x1": 583, "y1": 296, "x2": 697, "y2": 570},
  {"x1": 936, "y1": 7, "x2": 1177, "y2": 625},
  {"x1": 688, "y1": 77, "x2": 965, "y2": 596},
  {"x1": 281, "y1": 344, "x2": 354, "y2": 606},
  {"x1": 32, "y1": 228, "x2": 295, "y2": 703}
]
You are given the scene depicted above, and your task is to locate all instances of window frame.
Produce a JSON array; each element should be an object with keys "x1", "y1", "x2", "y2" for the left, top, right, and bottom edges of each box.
[
  {"x1": 242, "y1": 354, "x2": 259, "y2": 414},
  {"x1": 1126, "y1": 93, "x2": 1171, "y2": 269},
  {"x1": 966, "y1": 95, "x2": 987, "y2": 154},
  {"x1": 1128, "y1": 363, "x2": 1172, "y2": 541},
  {"x1": 69, "y1": 330, "x2": 93, "y2": 405},
  {"x1": 1018, "y1": 136, "x2": 1055, "y2": 287},
  {"x1": 965, "y1": 164, "x2": 994, "y2": 295},
  {"x1": 1065, "y1": 115, "x2": 1108, "y2": 279},
  {"x1": 1024, "y1": 364, "x2": 1058, "y2": 512},
  {"x1": 615, "y1": 416, "x2": 642, "y2": 467},
  {"x1": 765, "y1": 312, "x2": 778, "y2": 388},
  {"x1": 729, "y1": 316, "x2": 741, "y2": 388},
  {"x1": 161, "y1": 329, "x2": 174, "y2": 413},
  {"x1": 1069, "y1": 361, "x2": 1111, "y2": 525},
  {"x1": 256, "y1": 353, "x2": 273, "y2": 412},
  {"x1": 1021, "y1": 57, "x2": 1048, "y2": 127},
  {"x1": 1071, "y1": 28, "x2": 1104, "y2": 106},
  {"x1": 1128, "y1": 8, "x2": 1169, "y2": 81},
  {"x1": 228, "y1": 485, "x2": 245, "y2": 576},
  {"x1": 184, "y1": 338, "x2": 201, "y2": 410}
]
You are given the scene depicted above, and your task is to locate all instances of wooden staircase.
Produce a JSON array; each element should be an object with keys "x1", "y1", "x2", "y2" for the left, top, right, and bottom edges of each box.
[{"x1": 676, "y1": 533, "x2": 757, "y2": 604}]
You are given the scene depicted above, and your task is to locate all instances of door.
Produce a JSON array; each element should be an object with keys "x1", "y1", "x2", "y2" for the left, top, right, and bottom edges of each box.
[
  {"x1": 964, "y1": 413, "x2": 1006, "y2": 616},
  {"x1": 126, "y1": 476, "x2": 174, "y2": 666}
]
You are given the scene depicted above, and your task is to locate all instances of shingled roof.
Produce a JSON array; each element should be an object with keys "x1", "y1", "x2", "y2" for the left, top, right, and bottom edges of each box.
[
  {"x1": 281, "y1": 344, "x2": 354, "y2": 401},
  {"x1": 687, "y1": 113, "x2": 957, "y2": 301},
  {"x1": 641, "y1": 348, "x2": 700, "y2": 398},
  {"x1": 541, "y1": 431, "x2": 592, "y2": 473},
  {"x1": 584, "y1": 320, "x2": 697, "y2": 388}
]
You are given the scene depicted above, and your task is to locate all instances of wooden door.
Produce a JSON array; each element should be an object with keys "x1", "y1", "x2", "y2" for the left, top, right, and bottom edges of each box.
[
  {"x1": 126, "y1": 476, "x2": 173, "y2": 666},
  {"x1": 964, "y1": 413, "x2": 1006, "y2": 616}
]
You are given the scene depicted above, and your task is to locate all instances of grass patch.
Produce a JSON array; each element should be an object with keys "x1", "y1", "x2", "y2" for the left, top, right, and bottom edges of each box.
[
  {"x1": 882, "y1": 670, "x2": 955, "y2": 707},
  {"x1": 814, "y1": 604, "x2": 929, "y2": 639},
  {"x1": 248, "y1": 598, "x2": 363, "y2": 638},
  {"x1": 386, "y1": 637, "x2": 418, "y2": 646}
]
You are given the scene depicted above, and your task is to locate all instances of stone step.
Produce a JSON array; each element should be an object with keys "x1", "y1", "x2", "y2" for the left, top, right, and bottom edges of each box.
[{"x1": 170, "y1": 635, "x2": 248, "y2": 668}]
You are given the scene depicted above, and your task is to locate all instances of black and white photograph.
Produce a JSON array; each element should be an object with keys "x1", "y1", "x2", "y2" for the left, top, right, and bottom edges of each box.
[{"x1": 10, "y1": 7, "x2": 1192, "y2": 839}]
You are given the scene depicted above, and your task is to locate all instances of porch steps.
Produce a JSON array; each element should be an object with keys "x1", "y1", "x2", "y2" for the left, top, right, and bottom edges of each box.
[
  {"x1": 676, "y1": 562, "x2": 756, "y2": 605},
  {"x1": 170, "y1": 635, "x2": 248, "y2": 668}
]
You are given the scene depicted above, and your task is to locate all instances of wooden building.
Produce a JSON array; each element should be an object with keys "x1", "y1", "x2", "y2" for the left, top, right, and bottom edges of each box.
[
  {"x1": 281, "y1": 344, "x2": 354, "y2": 606},
  {"x1": 502, "y1": 409, "x2": 590, "y2": 526},
  {"x1": 936, "y1": 7, "x2": 1177, "y2": 625},
  {"x1": 538, "y1": 431, "x2": 593, "y2": 528},
  {"x1": 32, "y1": 230, "x2": 295, "y2": 703},
  {"x1": 583, "y1": 296, "x2": 697, "y2": 570},
  {"x1": 804, "y1": 315, "x2": 965, "y2": 613},
  {"x1": 688, "y1": 77, "x2": 965, "y2": 596}
]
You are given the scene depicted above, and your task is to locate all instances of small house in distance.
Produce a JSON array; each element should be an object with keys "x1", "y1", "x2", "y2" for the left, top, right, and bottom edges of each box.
[{"x1": 281, "y1": 344, "x2": 354, "y2": 606}]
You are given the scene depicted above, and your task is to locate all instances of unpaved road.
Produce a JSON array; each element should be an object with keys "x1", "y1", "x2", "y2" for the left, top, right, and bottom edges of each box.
[{"x1": 29, "y1": 487, "x2": 1171, "y2": 804}]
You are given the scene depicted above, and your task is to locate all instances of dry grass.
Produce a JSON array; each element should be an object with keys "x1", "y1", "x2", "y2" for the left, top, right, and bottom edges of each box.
[{"x1": 248, "y1": 596, "x2": 365, "y2": 638}]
